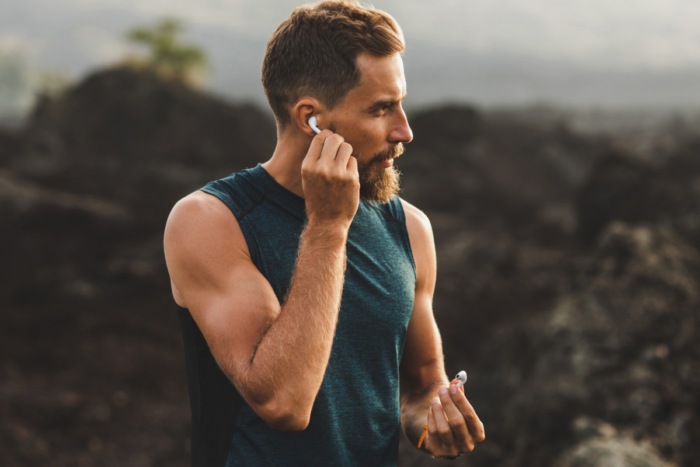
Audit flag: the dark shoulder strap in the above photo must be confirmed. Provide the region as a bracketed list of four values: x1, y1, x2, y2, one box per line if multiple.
[176, 305, 244, 467]
[200, 170, 267, 222]
[386, 195, 407, 224]
[365, 195, 408, 226]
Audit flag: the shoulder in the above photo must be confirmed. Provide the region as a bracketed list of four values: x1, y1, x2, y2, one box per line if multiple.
[399, 197, 434, 246]
[399, 198, 436, 287]
[166, 190, 236, 234]
[164, 190, 249, 263]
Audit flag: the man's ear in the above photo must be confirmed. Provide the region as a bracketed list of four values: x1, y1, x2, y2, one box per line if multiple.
[293, 98, 324, 137]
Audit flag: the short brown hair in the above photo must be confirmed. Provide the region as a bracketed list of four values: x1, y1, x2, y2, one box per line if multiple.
[262, 0, 405, 128]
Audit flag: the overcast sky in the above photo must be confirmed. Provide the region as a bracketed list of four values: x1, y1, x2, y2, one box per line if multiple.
[1, 0, 699, 112]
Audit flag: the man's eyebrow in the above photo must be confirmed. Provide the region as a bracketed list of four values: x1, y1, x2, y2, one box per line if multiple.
[366, 93, 407, 113]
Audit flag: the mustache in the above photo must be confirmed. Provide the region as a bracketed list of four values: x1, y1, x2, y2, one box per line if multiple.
[370, 143, 405, 165]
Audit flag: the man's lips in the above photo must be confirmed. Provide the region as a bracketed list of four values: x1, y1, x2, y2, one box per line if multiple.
[370, 143, 404, 168]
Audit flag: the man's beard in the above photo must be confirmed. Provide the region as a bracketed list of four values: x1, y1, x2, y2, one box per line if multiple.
[356, 143, 404, 203]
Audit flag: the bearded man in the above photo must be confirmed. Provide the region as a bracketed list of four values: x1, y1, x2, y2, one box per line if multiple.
[164, 1, 485, 465]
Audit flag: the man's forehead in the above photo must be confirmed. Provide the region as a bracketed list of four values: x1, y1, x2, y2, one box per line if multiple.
[347, 53, 407, 105]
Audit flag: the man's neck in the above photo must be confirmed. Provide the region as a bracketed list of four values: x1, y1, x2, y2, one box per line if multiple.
[262, 129, 309, 199]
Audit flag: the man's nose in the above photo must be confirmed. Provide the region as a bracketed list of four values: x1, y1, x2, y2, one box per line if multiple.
[390, 106, 413, 144]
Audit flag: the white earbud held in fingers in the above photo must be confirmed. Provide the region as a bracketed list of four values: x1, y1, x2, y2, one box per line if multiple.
[308, 116, 321, 134]
[455, 371, 467, 387]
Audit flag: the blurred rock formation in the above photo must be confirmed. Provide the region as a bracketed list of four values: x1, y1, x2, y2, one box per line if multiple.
[1, 67, 698, 466]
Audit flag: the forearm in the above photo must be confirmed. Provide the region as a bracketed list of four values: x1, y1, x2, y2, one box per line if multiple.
[241, 220, 348, 424]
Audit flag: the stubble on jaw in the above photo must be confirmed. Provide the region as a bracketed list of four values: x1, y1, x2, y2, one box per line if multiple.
[356, 143, 404, 204]
[326, 123, 404, 204]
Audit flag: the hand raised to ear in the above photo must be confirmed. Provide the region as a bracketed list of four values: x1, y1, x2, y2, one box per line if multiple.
[301, 131, 359, 230]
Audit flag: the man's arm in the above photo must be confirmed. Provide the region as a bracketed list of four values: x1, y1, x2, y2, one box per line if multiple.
[164, 130, 358, 432]
[399, 200, 485, 457]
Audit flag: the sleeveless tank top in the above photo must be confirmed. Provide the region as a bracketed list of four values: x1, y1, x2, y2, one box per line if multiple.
[176, 164, 416, 467]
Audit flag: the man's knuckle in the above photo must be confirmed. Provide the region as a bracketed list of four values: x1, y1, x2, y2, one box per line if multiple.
[450, 417, 466, 429]
[437, 426, 451, 437]
[476, 422, 486, 441]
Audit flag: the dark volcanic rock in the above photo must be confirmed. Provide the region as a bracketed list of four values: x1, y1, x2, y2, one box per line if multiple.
[0, 127, 20, 166]
[463, 222, 700, 467]
[25, 67, 274, 169]
[576, 152, 659, 246]
[552, 417, 673, 467]
[400, 106, 611, 246]
[11, 67, 275, 230]
[0, 67, 276, 467]
[576, 146, 700, 249]
[2, 67, 700, 467]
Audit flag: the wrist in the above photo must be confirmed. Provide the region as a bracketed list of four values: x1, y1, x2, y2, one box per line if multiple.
[305, 218, 351, 239]
[401, 381, 448, 446]
[402, 398, 431, 447]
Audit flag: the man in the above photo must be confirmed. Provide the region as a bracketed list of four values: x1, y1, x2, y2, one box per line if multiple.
[164, 1, 485, 465]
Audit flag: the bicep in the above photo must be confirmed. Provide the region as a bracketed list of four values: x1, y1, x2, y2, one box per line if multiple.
[399, 200, 446, 394]
[164, 192, 281, 385]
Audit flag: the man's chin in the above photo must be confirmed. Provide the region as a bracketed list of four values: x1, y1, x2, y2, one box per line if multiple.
[359, 165, 401, 204]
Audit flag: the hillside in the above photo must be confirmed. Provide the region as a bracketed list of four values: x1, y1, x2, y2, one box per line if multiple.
[1, 67, 698, 467]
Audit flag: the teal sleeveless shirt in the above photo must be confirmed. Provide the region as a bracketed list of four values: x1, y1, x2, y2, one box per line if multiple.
[179, 164, 416, 466]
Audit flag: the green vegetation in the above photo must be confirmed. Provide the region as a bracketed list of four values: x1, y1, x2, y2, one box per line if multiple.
[126, 18, 207, 86]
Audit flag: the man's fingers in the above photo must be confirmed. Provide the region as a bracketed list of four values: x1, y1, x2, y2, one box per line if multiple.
[450, 378, 465, 393]
[300, 130, 360, 225]
[439, 386, 472, 451]
[305, 130, 334, 162]
[346, 154, 358, 174]
[430, 398, 455, 446]
[450, 389, 486, 443]
[319, 133, 345, 164]
[334, 142, 353, 166]
[427, 403, 439, 453]
[428, 402, 437, 437]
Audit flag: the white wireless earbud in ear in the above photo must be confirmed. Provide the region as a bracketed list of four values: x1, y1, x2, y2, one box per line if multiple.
[455, 371, 467, 387]
[308, 116, 321, 134]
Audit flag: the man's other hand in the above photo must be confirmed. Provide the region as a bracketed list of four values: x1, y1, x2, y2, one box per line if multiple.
[423, 378, 485, 458]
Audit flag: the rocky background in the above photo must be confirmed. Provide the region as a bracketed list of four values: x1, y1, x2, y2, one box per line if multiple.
[0, 68, 698, 467]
